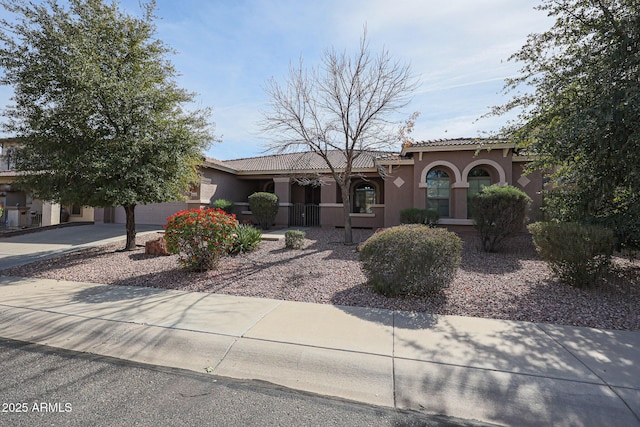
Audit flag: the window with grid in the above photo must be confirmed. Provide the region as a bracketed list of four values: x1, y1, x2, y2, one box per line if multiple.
[426, 169, 450, 217]
[467, 167, 492, 218]
[353, 183, 376, 213]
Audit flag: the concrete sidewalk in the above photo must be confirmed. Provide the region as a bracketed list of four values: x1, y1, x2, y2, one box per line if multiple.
[0, 276, 638, 426]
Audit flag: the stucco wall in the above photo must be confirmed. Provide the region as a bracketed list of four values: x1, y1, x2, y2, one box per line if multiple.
[201, 168, 256, 205]
[40, 202, 60, 226]
[317, 204, 384, 229]
[351, 205, 384, 228]
[107, 151, 544, 231]
[114, 202, 188, 225]
[383, 164, 414, 227]
[512, 162, 544, 223]
[412, 149, 523, 221]
[319, 204, 343, 227]
[65, 206, 94, 223]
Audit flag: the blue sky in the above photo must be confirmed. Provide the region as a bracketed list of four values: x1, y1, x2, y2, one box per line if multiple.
[0, 0, 553, 160]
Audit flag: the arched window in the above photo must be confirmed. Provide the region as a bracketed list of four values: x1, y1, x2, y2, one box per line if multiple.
[467, 167, 492, 218]
[426, 169, 450, 217]
[353, 183, 376, 213]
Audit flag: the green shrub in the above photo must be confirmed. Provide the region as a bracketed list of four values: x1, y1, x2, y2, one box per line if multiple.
[399, 208, 440, 227]
[230, 224, 262, 254]
[285, 229, 306, 249]
[248, 192, 279, 230]
[470, 184, 531, 252]
[528, 222, 615, 288]
[359, 224, 462, 297]
[209, 198, 234, 214]
[543, 185, 640, 252]
[164, 208, 238, 271]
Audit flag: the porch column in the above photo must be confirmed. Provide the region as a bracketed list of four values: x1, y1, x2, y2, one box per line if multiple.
[450, 182, 469, 219]
[40, 201, 61, 226]
[319, 177, 336, 203]
[273, 177, 291, 226]
[319, 177, 340, 228]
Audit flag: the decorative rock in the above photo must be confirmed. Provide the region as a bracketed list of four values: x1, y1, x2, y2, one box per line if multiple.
[145, 237, 170, 256]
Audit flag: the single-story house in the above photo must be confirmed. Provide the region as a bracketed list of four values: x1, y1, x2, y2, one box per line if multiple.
[98, 138, 544, 231]
[0, 138, 94, 228]
[1, 136, 543, 231]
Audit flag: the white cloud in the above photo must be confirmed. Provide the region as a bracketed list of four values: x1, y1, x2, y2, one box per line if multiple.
[0, 0, 553, 156]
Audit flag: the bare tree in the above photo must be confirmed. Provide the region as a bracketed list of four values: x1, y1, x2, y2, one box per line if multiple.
[261, 30, 417, 244]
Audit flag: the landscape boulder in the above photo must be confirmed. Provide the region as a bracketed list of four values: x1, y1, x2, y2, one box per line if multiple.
[145, 236, 170, 256]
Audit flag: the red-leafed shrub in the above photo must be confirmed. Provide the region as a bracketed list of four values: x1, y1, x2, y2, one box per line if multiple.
[164, 208, 238, 271]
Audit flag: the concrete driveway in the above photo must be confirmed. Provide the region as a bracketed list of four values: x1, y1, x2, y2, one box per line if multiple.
[0, 223, 162, 270]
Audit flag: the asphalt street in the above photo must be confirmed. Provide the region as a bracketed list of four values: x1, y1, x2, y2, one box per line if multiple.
[0, 338, 494, 427]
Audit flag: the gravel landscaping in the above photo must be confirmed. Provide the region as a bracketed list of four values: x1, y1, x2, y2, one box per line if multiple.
[2, 228, 638, 331]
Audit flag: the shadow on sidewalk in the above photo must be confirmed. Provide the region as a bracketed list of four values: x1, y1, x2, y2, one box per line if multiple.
[72, 284, 168, 304]
[332, 301, 640, 426]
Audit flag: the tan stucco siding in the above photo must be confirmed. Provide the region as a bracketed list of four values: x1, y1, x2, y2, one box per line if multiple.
[383, 165, 414, 227]
[512, 162, 544, 223]
[114, 202, 188, 225]
[409, 149, 538, 223]
[67, 206, 94, 223]
[201, 168, 256, 205]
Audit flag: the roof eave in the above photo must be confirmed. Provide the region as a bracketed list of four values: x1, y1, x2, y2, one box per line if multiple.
[202, 160, 238, 174]
[401, 142, 516, 156]
[376, 158, 414, 166]
[234, 166, 380, 176]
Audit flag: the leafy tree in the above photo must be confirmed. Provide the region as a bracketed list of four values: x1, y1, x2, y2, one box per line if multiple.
[260, 30, 417, 244]
[492, 0, 640, 250]
[0, 0, 214, 250]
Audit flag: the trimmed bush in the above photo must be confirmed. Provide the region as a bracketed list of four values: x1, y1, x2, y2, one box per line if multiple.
[229, 224, 262, 254]
[528, 222, 615, 288]
[285, 229, 306, 249]
[248, 192, 279, 230]
[164, 208, 238, 271]
[359, 224, 462, 297]
[399, 207, 440, 227]
[470, 184, 531, 252]
[209, 198, 234, 214]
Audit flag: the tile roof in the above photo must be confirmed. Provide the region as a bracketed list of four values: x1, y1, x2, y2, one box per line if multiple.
[401, 138, 513, 154]
[203, 157, 230, 168]
[203, 138, 519, 174]
[412, 138, 479, 147]
[409, 138, 501, 147]
[203, 157, 237, 173]
[218, 150, 389, 173]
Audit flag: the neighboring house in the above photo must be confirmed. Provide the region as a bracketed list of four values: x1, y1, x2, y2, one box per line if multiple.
[102, 138, 543, 231]
[0, 138, 94, 228]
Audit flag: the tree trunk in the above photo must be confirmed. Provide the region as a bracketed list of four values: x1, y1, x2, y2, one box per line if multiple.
[340, 185, 353, 245]
[123, 204, 136, 251]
